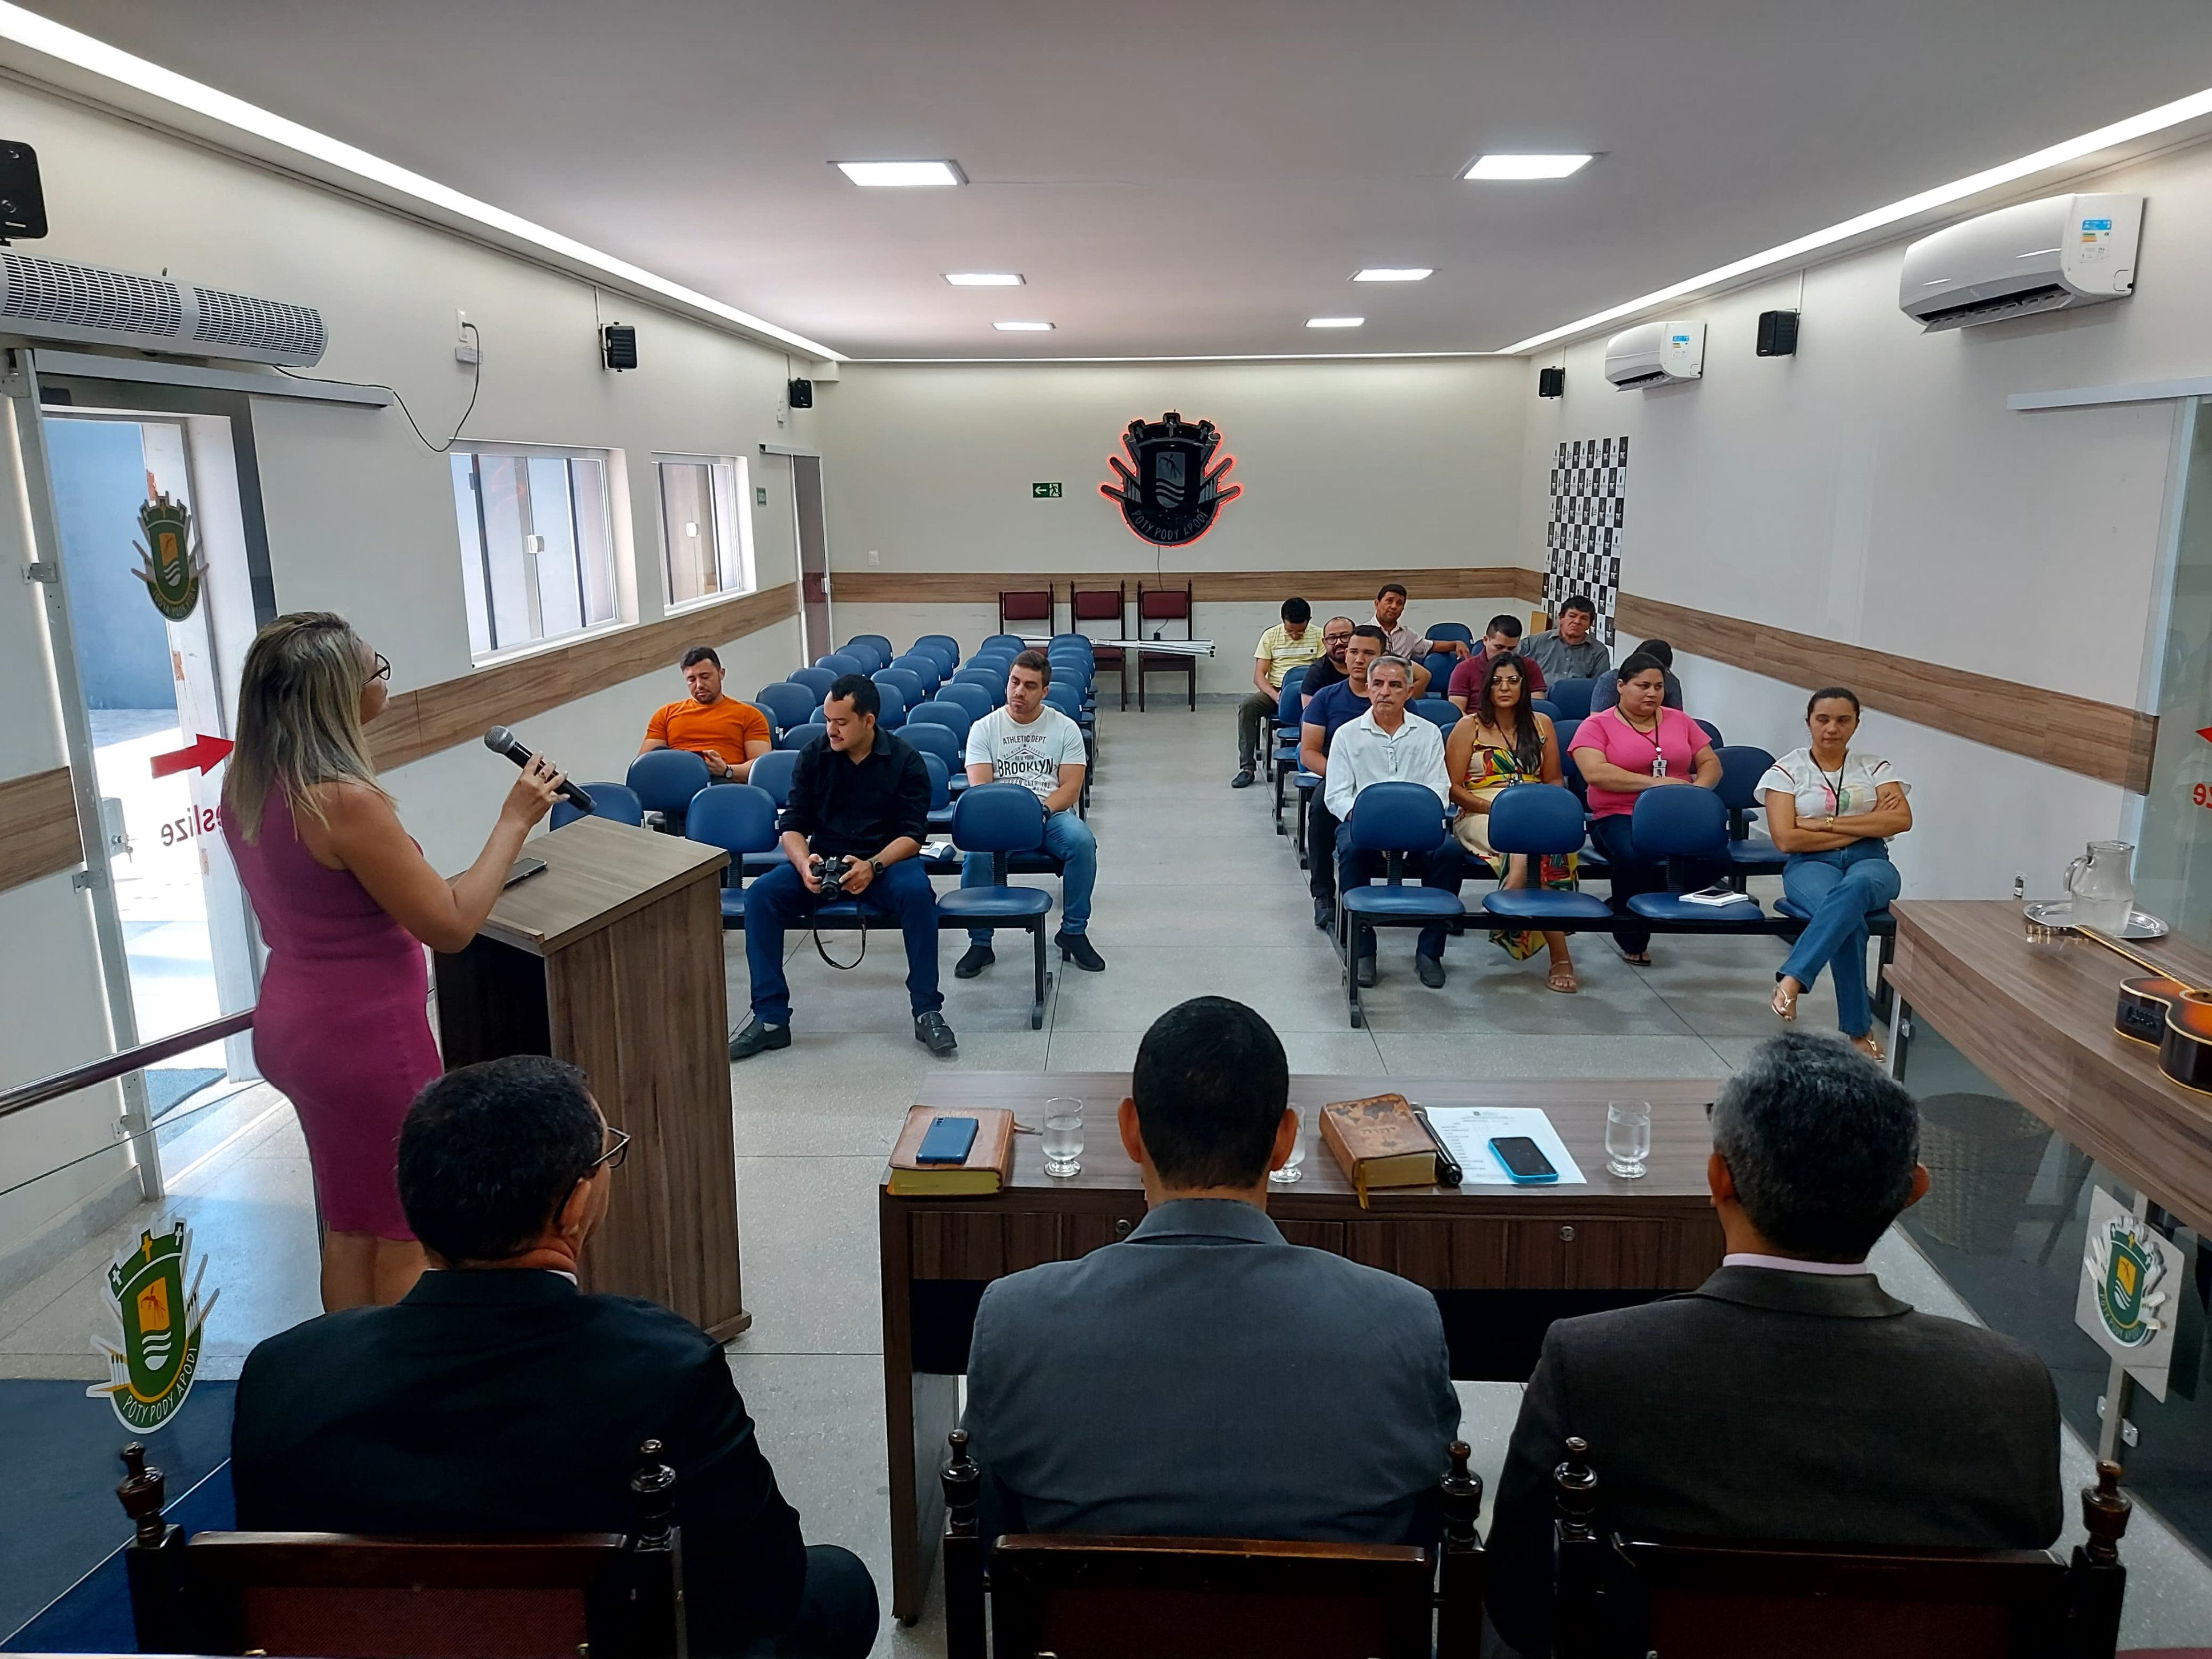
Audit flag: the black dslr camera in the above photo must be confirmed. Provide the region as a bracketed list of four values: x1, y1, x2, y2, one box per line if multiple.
[814, 853, 855, 894]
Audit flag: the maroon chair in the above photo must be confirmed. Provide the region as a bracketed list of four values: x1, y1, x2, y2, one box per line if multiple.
[1070, 583, 1130, 710]
[1135, 581, 1196, 711]
[999, 588, 1054, 641]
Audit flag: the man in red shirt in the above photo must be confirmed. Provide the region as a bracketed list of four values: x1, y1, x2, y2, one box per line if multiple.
[1446, 615, 1548, 711]
[640, 646, 772, 782]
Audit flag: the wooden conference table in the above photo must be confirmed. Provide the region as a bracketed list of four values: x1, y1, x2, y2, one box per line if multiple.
[877, 1072, 1726, 1621]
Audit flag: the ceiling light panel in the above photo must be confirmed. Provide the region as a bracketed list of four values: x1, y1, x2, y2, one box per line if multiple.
[945, 273, 1023, 286]
[1465, 154, 1594, 181]
[1353, 268, 1433, 282]
[993, 320, 1054, 331]
[835, 160, 965, 187]
[1306, 316, 1364, 328]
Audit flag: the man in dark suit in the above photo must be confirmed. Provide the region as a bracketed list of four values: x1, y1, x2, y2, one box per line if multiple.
[962, 996, 1460, 1544]
[1484, 1032, 2062, 1659]
[233, 1055, 877, 1659]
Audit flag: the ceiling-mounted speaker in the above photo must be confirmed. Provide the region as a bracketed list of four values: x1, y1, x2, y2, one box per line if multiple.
[1756, 310, 1800, 357]
[602, 322, 637, 371]
[1537, 366, 1565, 398]
[787, 377, 814, 408]
[0, 141, 46, 241]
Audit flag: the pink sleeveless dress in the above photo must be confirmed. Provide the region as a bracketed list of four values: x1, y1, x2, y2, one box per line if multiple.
[222, 789, 439, 1239]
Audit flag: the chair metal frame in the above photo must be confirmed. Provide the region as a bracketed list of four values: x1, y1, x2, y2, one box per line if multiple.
[1333, 782, 1467, 1029]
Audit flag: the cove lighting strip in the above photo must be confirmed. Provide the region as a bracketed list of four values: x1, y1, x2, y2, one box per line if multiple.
[0, 2, 843, 360]
[1502, 83, 2212, 355]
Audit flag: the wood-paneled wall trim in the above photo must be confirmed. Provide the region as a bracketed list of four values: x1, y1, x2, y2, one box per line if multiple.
[0, 766, 84, 894]
[828, 567, 1545, 607]
[367, 582, 799, 772]
[1613, 591, 2156, 793]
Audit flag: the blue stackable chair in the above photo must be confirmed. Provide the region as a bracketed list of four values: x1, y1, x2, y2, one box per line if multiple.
[747, 748, 798, 806]
[1696, 719, 1725, 749]
[1421, 651, 1458, 694]
[754, 682, 819, 735]
[875, 667, 926, 708]
[889, 654, 944, 697]
[1546, 678, 1597, 720]
[902, 720, 967, 790]
[934, 782, 1055, 1029]
[981, 634, 1028, 653]
[815, 651, 865, 678]
[952, 670, 1007, 708]
[1428, 622, 1474, 647]
[777, 721, 828, 751]
[939, 682, 995, 724]
[550, 782, 643, 832]
[1411, 698, 1461, 734]
[626, 750, 711, 833]
[788, 664, 836, 699]
[1480, 786, 1614, 928]
[1717, 745, 1789, 882]
[846, 633, 893, 664]
[1049, 632, 1095, 660]
[1552, 719, 1609, 879]
[967, 656, 1016, 684]
[840, 639, 888, 674]
[1530, 698, 1561, 721]
[920, 751, 957, 839]
[1621, 788, 1766, 931]
[913, 635, 962, 675]
[1269, 670, 1309, 832]
[906, 699, 974, 748]
[1336, 781, 1466, 1028]
[869, 682, 908, 730]
[683, 783, 779, 929]
[1044, 681, 1087, 722]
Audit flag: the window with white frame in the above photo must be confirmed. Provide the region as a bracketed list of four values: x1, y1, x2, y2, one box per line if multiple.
[449, 447, 619, 659]
[657, 455, 755, 608]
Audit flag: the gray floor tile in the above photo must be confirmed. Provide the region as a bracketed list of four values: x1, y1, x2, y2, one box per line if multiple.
[1373, 1032, 1733, 1081]
[1049, 944, 1353, 1033]
[730, 1031, 1048, 1156]
[731, 1156, 887, 1356]
[1045, 1027, 1385, 1076]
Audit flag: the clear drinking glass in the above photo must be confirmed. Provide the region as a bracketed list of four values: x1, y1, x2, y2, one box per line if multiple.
[1267, 1129, 1307, 1185]
[1041, 1099, 1085, 1178]
[1606, 1100, 1652, 1179]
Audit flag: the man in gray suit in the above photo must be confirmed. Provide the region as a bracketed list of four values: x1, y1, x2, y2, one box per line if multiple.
[963, 996, 1460, 1544]
[1485, 1032, 2062, 1659]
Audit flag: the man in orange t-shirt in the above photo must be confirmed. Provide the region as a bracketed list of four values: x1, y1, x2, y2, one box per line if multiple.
[640, 646, 772, 783]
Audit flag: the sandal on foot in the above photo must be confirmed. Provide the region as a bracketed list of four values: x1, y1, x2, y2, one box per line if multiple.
[1772, 982, 1800, 1022]
[1615, 947, 1652, 967]
[1546, 965, 1580, 995]
[1850, 1034, 1886, 1063]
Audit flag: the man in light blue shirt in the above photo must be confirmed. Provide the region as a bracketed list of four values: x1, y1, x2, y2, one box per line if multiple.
[961, 997, 1460, 1547]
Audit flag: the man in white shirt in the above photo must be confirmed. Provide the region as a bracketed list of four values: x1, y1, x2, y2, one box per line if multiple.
[1323, 655, 1469, 990]
[957, 651, 1104, 976]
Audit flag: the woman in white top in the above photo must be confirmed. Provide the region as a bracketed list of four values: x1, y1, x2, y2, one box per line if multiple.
[1760, 687, 1913, 1060]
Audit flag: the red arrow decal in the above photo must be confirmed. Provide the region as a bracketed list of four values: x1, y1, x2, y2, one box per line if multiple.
[2198, 727, 2212, 744]
[150, 734, 234, 779]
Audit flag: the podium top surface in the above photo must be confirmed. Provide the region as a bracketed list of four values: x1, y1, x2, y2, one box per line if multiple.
[479, 815, 728, 956]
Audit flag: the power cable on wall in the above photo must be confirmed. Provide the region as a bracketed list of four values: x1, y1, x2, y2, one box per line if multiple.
[275, 321, 483, 454]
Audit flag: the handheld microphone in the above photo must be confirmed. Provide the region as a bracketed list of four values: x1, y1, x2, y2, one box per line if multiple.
[483, 726, 594, 812]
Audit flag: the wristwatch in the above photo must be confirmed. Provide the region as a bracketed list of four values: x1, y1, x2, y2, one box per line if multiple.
[869, 857, 884, 877]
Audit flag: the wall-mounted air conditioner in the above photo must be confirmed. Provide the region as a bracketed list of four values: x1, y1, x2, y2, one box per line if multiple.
[1604, 320, 1704, 390]
[1898, 193, 2141, 332]
[0, 250, 326, 365]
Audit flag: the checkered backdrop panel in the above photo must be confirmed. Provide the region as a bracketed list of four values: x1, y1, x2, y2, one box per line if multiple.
[1544, 435, 1628, 647]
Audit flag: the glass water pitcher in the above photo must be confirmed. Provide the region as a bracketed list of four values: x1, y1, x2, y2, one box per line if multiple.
[2065, 840, 2137, 937]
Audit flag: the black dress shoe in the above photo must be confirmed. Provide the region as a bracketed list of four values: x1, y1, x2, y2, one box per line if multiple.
[915, 1011, 959, 1056]
[1230, 768, 1256, 788]
[955, 943, 995, 979]
[728, 1017, 790, 1061]
[1057, 930, 1107, 971]
[1416, 953, 1446, 989]
[1313, 897, 1333, 932]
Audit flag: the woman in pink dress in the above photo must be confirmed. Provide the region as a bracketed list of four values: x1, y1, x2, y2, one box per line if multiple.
[222, 612, 566, 1310]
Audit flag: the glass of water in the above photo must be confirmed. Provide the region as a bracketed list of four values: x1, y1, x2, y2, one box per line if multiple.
[1041, 1099, 1085, 1178]
[1606, 1100, 1652, 1179]
[1267, 1126, 1307, 1185]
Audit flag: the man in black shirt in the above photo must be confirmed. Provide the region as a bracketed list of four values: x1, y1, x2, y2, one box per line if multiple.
[1298, 616, 1356, 706]
[732, 675, 956, 1059]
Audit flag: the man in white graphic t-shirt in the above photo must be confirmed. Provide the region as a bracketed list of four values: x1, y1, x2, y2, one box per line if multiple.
[959, 651, 1103, 977]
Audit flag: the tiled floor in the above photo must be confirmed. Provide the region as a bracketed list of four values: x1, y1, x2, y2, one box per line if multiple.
[6, 700, 2208, 1651]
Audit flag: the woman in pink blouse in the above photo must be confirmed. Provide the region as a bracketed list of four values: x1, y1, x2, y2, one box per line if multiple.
[1568, 652, 1721, 965]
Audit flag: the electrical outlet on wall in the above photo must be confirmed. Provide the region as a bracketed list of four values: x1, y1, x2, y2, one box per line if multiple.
[868, 550, 880, 566]
[454, 307, 480, 365]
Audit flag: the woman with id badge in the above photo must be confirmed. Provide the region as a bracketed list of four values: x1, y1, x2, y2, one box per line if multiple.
[1760, 687, 1912, 1059]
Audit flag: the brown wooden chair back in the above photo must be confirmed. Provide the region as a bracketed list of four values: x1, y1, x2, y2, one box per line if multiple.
[1132, 581, 1197, 710]
[1549, 1437, 2133, 1659]
[116, 1440, 686, 1659]
[1069, 584, 1129, 703]
[941, 1430, 1487, 1659]
[999, 588, 1055, 630]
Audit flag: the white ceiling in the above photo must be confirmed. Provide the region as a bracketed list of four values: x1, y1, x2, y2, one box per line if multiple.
[26, 1, 2212, 359]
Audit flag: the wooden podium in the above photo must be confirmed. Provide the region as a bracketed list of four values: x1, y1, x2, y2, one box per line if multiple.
[433, 815, 748, 1339]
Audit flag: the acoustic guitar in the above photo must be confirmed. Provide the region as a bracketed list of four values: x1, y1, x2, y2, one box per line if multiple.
[2078, 926, 2212, 1094]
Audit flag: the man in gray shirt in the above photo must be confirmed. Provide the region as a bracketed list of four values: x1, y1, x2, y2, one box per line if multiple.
[963, 996, 1460, 1545]
[1520, 592, 1613, 683]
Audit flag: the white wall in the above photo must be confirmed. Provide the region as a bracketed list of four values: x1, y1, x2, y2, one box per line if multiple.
[1526, 141, 2212, 895]
[0, 78, 815, 1267]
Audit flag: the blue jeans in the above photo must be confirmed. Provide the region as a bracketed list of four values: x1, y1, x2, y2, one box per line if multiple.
[1337, 834, 1470, 958]
[1778, 841, 1901, 1039]
[963, 809, 1096, 941]
[743, 857, 943, 1027]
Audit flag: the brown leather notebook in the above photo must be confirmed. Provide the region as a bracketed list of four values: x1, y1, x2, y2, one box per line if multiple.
[1319, 1093, 1438, 1208]
[887, 1105, 1017, 1196]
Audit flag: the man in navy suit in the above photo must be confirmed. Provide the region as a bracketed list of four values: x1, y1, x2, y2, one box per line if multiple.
[233, 1055, 877, 1659]
[962, 996, 1460, 1544]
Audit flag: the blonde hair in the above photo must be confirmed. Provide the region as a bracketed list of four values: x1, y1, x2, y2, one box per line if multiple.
[223, 611, 387, 841]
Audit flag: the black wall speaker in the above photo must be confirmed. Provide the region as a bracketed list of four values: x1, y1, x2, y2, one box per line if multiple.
[1537, 366, 1565, 398]
[601, 323, 638, 371]
[787, 378, 814, 408]
[1756, 310, 1800, 357]
[0, 141, 46, 241]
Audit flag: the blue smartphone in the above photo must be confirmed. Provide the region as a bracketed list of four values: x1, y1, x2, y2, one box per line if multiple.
[1489, 1136, 1559, 1184]
[915, 1115, 980, 1165]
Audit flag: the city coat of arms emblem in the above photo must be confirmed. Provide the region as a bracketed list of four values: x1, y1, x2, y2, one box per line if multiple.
[133, 492, 207, 622]
[2086, 1212, 2166, 1348]
[1099, 411, 1242, 547]
[88, 1222, 217, 1431]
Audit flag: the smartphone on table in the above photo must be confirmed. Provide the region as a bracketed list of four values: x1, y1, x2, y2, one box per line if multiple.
[1489, 1136, 1559, 1184]
[915, 1115, 980, 1165]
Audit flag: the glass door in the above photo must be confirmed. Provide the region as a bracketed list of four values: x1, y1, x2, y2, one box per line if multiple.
[2131, 399, 2212, 940]
[792, 452, 832, 660]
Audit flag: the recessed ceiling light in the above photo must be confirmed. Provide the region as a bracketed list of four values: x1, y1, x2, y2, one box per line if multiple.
[993, 320, 1055, 331]
[945, 273, 1024, 286]
[1306, 316, 1365, 328]
[1353, 268, 1434, 283]
[1465, 154, 1594, 181]
[835, 160, 965, 187]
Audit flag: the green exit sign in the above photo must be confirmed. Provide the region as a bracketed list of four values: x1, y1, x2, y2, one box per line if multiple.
[1032, 481, 1063, 498]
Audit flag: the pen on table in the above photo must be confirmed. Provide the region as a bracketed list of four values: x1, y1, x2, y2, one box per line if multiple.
[1410, 1104, 1461, 1186]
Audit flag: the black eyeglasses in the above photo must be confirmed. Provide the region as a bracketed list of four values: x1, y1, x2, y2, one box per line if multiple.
[366, 652, 392, 686]
[588, 1125, 631, 1172]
